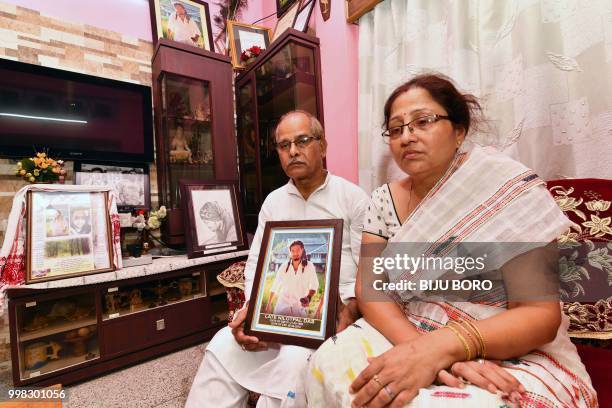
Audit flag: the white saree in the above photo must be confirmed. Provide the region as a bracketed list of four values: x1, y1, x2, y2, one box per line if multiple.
[306, 144, 597, 407]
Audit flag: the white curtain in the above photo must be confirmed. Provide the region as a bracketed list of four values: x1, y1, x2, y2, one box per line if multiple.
[358, 0, 612, 193]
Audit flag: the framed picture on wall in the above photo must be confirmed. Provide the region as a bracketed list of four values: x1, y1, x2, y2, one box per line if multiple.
[277, 0, 299, 17]
[149, 0, 214, 51]
[272, 0, 301, 42]
[26, 190, 115, 283]
[74, 163, 151, 212]
[293, 0, 316, 32]
[244, 219, 343, 348]
[227, 21, 273, 69]
[180, 180, 248, 258]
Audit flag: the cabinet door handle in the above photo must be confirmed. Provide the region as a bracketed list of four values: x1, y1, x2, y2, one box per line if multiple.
[156, 319, 165, 331]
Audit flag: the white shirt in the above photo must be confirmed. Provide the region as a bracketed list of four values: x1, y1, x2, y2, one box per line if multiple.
[244, 173, 369, 303]
[270, 261, 319, 306]
[167, 13, 201, 46]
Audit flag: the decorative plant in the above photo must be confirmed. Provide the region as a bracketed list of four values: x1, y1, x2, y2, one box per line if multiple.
[212, 0, 249, 53]
[131, 206, 167, 232]
[240, 45, 263, 64]
[15, 152, 66, 183]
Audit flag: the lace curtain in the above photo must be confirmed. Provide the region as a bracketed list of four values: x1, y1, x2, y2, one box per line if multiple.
[358, 0, 612, 193]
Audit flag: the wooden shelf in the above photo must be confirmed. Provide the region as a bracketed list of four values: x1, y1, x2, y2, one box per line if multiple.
[22, 346, 100, 380]
[19, 318, 97, 342]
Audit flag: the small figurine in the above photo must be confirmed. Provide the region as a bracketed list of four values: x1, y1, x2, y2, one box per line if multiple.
[179, 278, 193, 297]
[169, 126, 193, 163]
[166, 281, 181, 301]
[193, 103, 210, 121]
[48, 301, 77, 321]
[105, 293, 121, 314]
[129, 288, 143, 310]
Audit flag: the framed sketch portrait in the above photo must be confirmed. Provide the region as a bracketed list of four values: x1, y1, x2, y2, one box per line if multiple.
[227, 21, 272, 69]
[26, 190, 115, 283]
[74, 163, 151, 212]
[149, 0, 214, 51]
[293, 0, 316, 32]
[272, 1, 300, 42]
[244, 219, 343, 348]
[277, 0, 299, 17]
[180, 180, 248, 258]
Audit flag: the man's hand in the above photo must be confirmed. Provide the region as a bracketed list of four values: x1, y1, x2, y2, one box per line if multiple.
[228, 302, 269, 351]
[336, 297, 360, 333]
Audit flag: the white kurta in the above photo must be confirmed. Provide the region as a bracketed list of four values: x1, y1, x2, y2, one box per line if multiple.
[167, 13, 201, 46]
[190, 173, 368, 407]
[270, 261, 319, 317]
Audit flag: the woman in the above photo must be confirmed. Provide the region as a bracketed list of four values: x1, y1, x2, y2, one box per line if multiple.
[198, 201, 237, 244]
[306, 74, 597, 407]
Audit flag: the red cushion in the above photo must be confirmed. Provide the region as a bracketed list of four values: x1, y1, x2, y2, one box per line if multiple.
[575, 344, 611, 404]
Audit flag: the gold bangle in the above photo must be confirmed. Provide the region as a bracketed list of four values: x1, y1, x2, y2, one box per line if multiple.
[444, 324, 472, 361]
[449, 321, 481, 358]
[463, 319, 486, 360]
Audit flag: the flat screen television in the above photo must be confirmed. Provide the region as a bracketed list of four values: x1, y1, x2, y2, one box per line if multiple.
[0, 58, 153, 162]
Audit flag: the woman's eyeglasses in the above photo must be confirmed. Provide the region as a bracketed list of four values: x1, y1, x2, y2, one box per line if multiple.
[381, 114, 451, 143]
[275, 135, 321, 152]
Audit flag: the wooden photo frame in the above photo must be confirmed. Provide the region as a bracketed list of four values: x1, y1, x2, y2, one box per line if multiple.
[180, 180, 248, 258]
[244, 219, 343, 348]
[272, 1, 301, 42]
[277, 0, 299, 17]
[74, 162, 151, 212]
[227, 20, 273, 69]
[149, 0, 214, 51]
[293, 0, 316, 32]
[26, 190, 115, 283]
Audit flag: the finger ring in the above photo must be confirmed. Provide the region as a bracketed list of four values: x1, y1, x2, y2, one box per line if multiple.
[477, 358, 485, 365]
[383, 385, 395, 399]
[241, 344, 247, 351]
[372, 374, 382, 386]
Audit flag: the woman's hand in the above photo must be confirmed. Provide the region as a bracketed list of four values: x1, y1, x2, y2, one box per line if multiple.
[437, 360, 525, 403]
[350, 329, 463, 408]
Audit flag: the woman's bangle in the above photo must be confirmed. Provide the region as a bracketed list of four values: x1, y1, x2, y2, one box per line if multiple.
[462, 319, 486, 359]
[444, 324, 472, 361]
[449, 321, 481, 358]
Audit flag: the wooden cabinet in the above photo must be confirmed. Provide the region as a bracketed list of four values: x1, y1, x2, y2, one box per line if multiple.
[151, 39, 237, 245]
[235, 29, 324, 232]
[7, 256, 244, 387]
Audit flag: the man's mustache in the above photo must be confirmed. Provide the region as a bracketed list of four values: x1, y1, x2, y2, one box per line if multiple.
[288, 160, 306, 166]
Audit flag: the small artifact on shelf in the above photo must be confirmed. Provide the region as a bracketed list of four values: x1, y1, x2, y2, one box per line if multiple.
[105, 293, 121, 314]
[169, 126, 193, 164]
[48, 301, 76, 321]
[179, 278, 193, 297]
[64, 327, 93, 357]
[193, 103, 210, 122]
[129, 288, 143, 311]
[165, 281, 181, 301]
[66, 306, 92, 322]
[24, 341, 62, 370]
[23, 314, 49, 332]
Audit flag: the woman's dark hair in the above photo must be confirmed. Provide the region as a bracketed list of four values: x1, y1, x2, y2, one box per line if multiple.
[383, 73, 483, 135]
[285, 240, 308, 271]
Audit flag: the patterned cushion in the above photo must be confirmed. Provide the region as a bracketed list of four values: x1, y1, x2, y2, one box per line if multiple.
[217, 261, 247, 321]
[547, 178, 612, 341]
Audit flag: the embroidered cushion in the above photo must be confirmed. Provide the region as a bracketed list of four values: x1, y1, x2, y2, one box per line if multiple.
[547, 178, 612, 341]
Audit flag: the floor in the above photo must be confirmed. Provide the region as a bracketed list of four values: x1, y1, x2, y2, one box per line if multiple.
[0, 342, 208, 408]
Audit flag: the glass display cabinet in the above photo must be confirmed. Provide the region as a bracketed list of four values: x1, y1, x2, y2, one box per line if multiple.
[152, 39, 238, 245]
[236, 29, 324, 232]
[14, 292, 99, 381]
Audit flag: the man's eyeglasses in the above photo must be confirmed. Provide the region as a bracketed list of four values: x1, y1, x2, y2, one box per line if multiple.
[275, 135, 322, 152]
[381, 114, 451, 143]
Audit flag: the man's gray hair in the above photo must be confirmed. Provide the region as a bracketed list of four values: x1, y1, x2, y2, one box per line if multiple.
[274, 110, 324, 141]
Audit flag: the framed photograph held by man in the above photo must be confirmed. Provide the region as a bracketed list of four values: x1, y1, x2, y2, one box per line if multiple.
[245, 219, 343, 348]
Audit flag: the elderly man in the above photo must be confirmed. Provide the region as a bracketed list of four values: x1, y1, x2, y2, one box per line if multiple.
[186, 110, 368, 407]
